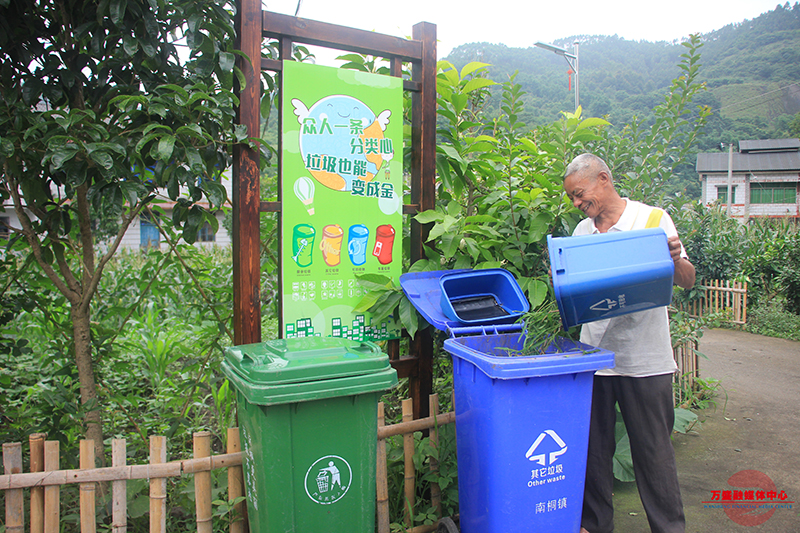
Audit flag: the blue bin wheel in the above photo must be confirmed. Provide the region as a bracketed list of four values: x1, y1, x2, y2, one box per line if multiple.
[437, 517, 459, 533]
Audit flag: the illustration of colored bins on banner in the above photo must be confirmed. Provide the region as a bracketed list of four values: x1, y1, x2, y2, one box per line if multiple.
[348, 224, 369, 266]
[320, 224, 344, 267]
[372, 224, 395, 265]
[292, 224, 315, 267]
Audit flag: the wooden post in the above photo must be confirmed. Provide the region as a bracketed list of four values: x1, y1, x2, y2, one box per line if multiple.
[407, 21, 438, 421]
[111, 439, 127, 533]
[3, 442, 24, 533]
[194, 432, 213, 533]
[80, 440, 96, 533]
[742, 281, 748, 323]
[402, 398, 416, 529]
[227, 427, 247, 533]
[376, 403, 390, 533]
[44, 440, 60, 533]
[232, 0, 262, 346]
[150, 436, 167, 533]
[30, 433, 46, 533]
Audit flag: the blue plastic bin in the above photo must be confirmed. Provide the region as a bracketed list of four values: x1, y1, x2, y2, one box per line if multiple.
[547, 228, 674, 329]
[399, 269, 614, 533]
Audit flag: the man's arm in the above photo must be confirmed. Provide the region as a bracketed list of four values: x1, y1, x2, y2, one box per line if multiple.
[668, 236, 696, 289]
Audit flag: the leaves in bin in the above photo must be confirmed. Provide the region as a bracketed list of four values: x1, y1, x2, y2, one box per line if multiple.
[518, 300, 568, 356]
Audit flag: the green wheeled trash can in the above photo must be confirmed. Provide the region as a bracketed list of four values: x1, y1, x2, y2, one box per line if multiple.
[222, 337, 397, 533]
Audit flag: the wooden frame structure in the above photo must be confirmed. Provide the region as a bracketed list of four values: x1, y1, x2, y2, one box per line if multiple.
[233, 3, 437, 419]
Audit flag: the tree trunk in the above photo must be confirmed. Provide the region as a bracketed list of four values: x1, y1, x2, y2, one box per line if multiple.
[71, 303, 105, 467]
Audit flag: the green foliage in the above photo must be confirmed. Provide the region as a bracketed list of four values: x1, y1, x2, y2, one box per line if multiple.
[674, 376, 724, 411]
[518, 300, 569, 355]
[673, 407, 700, 434]
[1, 243, 235, 530]
[670, 207, 800, 321]
[747, 297, 800, 341]
[0, 240, 234, 444]
[354, 272, 422, 339]
[0, 0, 240, 244]
[612, 405, 699, 484]
[423, 63, 592, 300]
[740, 218, 800, 308]
[446, 5, 800, 198]
[385, 426, 459, 531]
[671, 202, 746, 281]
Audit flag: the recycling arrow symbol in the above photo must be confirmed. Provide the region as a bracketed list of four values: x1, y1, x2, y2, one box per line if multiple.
[525, 430, 568, 466]
[590, 298, 618, 312]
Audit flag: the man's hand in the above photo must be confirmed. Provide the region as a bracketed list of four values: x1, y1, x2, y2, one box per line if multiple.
[668, 236, 696, 289]
[667, 236, 683, 263]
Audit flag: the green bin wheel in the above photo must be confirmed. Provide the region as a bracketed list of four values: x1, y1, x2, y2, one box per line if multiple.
[437, 517, 459, 533]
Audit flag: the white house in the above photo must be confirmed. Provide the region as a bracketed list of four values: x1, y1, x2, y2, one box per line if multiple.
[696, 139, 800, 221]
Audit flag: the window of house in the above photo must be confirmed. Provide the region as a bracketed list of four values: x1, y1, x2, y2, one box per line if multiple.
[197, 222, 216, 243]
[751, 182, 797, 204]
[140, 214, 160, 249]
[716, 186, 734, 204]
[0, 216, 9, 240]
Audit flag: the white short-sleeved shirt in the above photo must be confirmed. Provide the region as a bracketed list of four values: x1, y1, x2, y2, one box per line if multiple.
[572, 199, 687, 377]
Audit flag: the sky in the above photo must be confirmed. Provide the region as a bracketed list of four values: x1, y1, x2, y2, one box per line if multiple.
[263, 0, 788, 58]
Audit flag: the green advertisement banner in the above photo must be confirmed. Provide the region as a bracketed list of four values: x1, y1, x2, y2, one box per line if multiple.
[281, 61, 403, 340]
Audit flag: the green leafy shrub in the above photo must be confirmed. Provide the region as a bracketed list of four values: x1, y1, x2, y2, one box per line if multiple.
[746, 297, 800, 341]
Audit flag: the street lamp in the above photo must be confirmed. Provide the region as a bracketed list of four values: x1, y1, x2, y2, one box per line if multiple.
[534, 41, 580, 112]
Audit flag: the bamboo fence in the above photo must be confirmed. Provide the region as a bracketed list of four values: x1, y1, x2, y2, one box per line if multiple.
[1, 429, 247, 533]
[672, 339, 700, 405]
[679, 279, 748, 325]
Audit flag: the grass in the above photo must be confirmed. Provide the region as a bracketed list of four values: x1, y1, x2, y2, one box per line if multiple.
[517, 300, 569, 356]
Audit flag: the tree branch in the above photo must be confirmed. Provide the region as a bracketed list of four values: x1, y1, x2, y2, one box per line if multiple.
[5, 168, 79, 304]
[82, 200, 148, 311]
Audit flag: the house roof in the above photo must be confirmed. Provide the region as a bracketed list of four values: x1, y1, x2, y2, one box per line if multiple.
[696, 138, 800, 174]
[697, 152, 800, 173]
[739, 138, 800, 153]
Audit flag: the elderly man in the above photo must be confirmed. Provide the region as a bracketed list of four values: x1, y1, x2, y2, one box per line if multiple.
[563, 153, 695, 533]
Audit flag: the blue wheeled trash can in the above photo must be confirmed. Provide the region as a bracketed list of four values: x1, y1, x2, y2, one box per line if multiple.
[400, 269, 615, 533]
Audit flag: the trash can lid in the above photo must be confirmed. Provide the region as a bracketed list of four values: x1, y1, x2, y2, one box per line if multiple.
[399, 269, 529, 332]
[222, 337, 397, 405]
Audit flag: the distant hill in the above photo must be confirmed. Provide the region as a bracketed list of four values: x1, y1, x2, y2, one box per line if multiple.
[443, 2, 800, 152]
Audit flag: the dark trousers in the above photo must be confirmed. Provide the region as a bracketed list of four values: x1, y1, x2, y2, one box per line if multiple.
[581, 374, 685, 533]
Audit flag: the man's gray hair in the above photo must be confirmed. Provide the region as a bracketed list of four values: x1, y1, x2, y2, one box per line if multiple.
[564, 153, 613, 182]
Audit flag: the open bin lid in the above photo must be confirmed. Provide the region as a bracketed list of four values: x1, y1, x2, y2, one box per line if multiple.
[222, 337, 397, 406]
[399, 268, 529, 332]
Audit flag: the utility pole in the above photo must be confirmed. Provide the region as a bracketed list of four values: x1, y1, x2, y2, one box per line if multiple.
[727, 143, 733, 216]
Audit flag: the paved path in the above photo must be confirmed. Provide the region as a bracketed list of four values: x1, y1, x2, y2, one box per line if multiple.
[611, 328, 800, 532]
